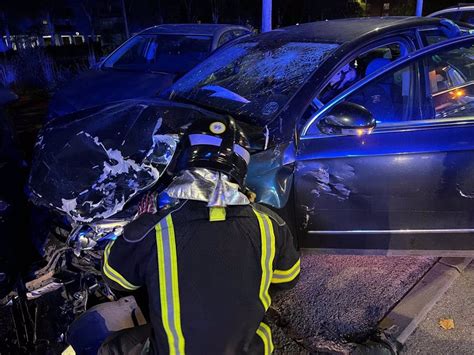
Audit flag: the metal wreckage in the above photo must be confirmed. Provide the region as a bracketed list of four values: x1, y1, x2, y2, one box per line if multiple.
[0, 97, 295, 352]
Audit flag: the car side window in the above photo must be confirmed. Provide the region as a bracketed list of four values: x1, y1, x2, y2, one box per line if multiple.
[336, 42, 474, 124]
[318, 42, 408, 104]
[460, 11, 474, 25]
[233, 30, 248, 37]
[217, 31, 236, 47]
[427, 43, 474, 119]
[307, 40, 474, 133]
[342, 62, 421, 124]
[419, 29, 449, 47]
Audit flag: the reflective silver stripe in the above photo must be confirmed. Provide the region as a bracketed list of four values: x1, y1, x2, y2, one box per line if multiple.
[253, 209, 276, 310]
[256, 322, 274, 354]
[156, 215, 185, 354]
[189, 134, 222, 147]
[233, 144, 251, 164]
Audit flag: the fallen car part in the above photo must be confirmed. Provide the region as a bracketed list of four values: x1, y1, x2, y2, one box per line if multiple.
[67, 296, 147, 354]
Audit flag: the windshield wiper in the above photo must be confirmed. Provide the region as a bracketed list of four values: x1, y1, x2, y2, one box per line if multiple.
[200, 85, 250, 104]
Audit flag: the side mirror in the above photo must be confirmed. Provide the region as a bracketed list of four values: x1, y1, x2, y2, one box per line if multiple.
[318, 102, 376, 136]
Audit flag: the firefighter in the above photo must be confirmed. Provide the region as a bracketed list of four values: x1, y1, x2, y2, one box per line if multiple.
[99, 116, 300, 355]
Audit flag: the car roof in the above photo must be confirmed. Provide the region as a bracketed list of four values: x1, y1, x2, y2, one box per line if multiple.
[245, 17, 442, 44]
[429, 5, 474, 16]
[139, 24, 250, 36]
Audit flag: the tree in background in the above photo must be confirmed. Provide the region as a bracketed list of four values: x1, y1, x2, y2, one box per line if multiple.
[78, 0, 99, 65]
[390, 0, 417, 16]
[210, 0, 224, 23]
[181, 0, 194, 22]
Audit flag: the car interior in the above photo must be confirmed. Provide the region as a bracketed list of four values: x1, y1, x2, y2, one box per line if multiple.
[318, 42, 406, 104]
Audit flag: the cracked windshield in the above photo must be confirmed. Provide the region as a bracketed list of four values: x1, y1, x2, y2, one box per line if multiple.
[170, 40, 339, 124]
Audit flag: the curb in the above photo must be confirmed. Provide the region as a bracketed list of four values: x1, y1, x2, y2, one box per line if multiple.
[377, 257, 472, 346]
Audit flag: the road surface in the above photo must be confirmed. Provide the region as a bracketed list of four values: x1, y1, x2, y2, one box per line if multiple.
[270, 254, 437, 354]
[402, 262, 473, 355]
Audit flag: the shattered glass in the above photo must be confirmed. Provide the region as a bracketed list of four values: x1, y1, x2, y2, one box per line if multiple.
[170, 41, 339, 125]
[28, 99, 199, 223]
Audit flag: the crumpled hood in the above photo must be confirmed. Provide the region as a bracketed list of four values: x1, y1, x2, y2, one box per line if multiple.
[29, 98, 224, 223]
[48, 69, 176, 118]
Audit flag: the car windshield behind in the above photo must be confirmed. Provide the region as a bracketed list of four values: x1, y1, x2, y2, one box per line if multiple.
[103, 34, 212, 74]
[169, 40, 339, 124]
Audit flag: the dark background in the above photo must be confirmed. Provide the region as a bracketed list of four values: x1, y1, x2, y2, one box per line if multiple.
[1, 0, 471, 39]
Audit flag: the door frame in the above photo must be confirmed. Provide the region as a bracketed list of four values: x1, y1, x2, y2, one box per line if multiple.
[295, 35, 474, 256]
[300, 34, 474, 138]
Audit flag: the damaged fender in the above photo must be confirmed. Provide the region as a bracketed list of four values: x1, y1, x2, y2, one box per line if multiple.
[246, 142, 296, 209]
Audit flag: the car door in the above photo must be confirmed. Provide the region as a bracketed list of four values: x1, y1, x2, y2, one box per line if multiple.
[295, 35, 474, 255]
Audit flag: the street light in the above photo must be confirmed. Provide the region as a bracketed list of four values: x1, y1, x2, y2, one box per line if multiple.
[416, 0, 423, 16]
[262, 0, 272, 33]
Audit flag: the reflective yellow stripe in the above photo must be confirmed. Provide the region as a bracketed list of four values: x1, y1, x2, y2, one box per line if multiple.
[209, 207, 226, 222]
[253, 209, 276, 310]
[168, 215, 185, 354]
[102, 242, 140, 290]
[271, 259, 301, 284]
[61, 345, 76, 355]
[155, 215, 185, 355]
[256, 322, 274, 355]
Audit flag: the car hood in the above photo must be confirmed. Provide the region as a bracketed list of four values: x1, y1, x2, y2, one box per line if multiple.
[29, 98, 225, 223]
[48, 69, 176, 118]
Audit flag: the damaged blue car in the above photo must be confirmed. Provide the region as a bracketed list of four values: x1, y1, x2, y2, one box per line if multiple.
[31, 17, 474, 260]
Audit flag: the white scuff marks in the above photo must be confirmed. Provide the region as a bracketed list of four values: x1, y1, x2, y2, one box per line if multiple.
[58, 123, 176, 223]
[457, 186, 474, 199]
[97, 148, 142, 184]
[34, 134, 45, 150]
[61, 198, 78, 214]
[304, 164, 353, 201]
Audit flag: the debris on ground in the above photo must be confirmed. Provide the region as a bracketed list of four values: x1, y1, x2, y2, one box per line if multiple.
[438, 318, 455, 330]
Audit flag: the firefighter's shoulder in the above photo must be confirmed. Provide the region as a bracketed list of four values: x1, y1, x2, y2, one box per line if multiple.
[123, 201, 185, 242]
[251, 203, 286, 227]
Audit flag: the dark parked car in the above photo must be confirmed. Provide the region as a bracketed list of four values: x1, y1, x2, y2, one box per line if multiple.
[48, 24, 251, 118]
[32, 17, 474, 256]
[429, 4, 474, 25]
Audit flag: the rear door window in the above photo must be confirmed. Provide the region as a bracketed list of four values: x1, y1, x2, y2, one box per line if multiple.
[217, 31, 237, 47]
[305, 38, 474, 135]
[427, 43, 474, 119]
[419, 29, 449, 46]
[460, 11, 474, 25]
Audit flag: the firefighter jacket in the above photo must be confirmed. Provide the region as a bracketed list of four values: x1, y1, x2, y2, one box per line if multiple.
[102, 199, 300, 355]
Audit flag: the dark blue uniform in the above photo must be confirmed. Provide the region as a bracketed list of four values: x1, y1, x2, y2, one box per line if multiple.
[102, 199, 300, 355]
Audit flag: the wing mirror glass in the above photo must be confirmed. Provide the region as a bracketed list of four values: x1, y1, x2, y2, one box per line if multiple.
[318, 102, 376, 136]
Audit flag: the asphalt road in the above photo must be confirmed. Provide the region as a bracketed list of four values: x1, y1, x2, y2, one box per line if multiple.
[269, 254, 437, 354]
[401, 262, 474, 355]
